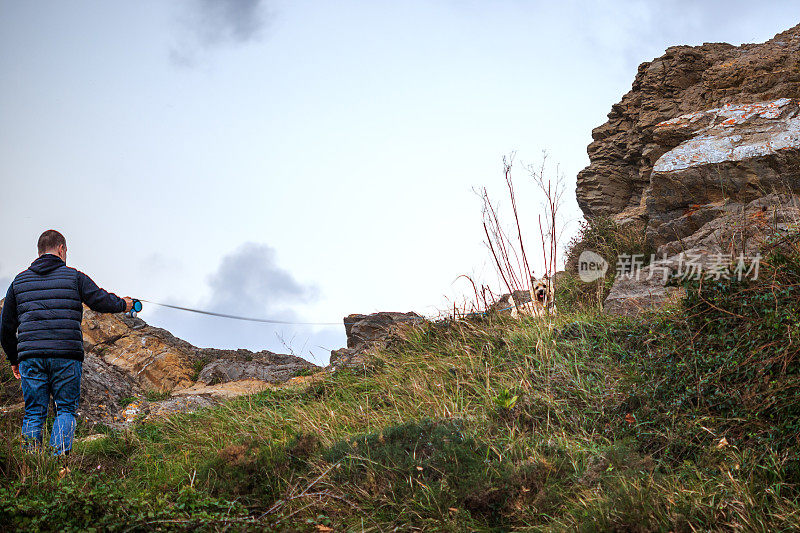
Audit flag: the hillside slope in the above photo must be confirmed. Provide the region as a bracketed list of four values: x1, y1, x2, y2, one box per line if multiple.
[4, 22, 800, 533]
[2, 235, 800, 531]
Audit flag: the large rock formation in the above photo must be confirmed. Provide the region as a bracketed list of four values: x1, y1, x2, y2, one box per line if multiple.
[578, 24, 800, 223]
[0, 300, 318, 426]
[645, 98, 800, 251]
[576, 24, 800, 314]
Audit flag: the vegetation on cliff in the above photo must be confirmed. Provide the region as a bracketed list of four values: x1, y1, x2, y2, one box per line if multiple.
[2, 232, 800, 531]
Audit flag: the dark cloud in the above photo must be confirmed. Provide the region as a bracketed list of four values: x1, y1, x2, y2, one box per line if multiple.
[141, 243, 343, 365]
[190, 0, 266, 46]
[170, 0, 272, 65]
[206, 242, 317, 316]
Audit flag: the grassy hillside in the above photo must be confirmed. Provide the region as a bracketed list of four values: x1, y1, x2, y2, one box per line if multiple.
[2, 239, 800, 531]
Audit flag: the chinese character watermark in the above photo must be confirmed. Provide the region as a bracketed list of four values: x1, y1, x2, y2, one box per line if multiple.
[577, 250, 762, 282]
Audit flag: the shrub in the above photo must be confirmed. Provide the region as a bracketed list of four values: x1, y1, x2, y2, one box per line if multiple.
[322, 418, 565, 527]
[559, 217, 655, 311]
[617, 236, 800, 482]
[196, 438, 293, 507]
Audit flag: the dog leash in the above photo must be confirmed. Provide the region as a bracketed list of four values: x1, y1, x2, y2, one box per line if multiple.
[134, 299, 341, 325]
[128, 299, 519, 326]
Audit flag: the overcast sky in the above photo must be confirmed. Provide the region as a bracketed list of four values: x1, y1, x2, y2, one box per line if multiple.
[1, 1, 797, 364]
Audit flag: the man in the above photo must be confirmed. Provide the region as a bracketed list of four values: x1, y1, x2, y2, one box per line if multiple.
[0, 230, 132, 456]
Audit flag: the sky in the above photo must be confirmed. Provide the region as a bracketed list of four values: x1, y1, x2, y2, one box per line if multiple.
[1, 1, 797, 365]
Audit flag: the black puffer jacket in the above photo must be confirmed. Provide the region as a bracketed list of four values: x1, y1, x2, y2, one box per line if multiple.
[0, 254, 126, 365]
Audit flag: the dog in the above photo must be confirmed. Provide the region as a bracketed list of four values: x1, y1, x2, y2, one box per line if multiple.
[531, 275, 556, 312]
[509, 274, 556, 318]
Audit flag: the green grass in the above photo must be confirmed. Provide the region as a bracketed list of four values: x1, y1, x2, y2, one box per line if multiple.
[2, 239, 800, 530]
[144, 389, 171, 402]
[118, 396, 137, 408]
[559, 216, 656, 311]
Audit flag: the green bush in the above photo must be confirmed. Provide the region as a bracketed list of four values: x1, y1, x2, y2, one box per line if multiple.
[322, 418, 565, 527]
[196, 438, 291, 508]
[615, 238, 800, 482]
[559, 217, 655, 311]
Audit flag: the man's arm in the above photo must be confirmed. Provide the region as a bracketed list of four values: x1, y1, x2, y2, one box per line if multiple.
[77, 271, 130, 313]
[0, 283, 19, 367]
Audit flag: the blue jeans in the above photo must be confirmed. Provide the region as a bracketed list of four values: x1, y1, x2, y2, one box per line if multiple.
[19, 358, 83, 455]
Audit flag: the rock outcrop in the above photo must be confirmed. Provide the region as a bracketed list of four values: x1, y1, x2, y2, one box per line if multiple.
[646, 99, 800, 250]
[329, 312, 423, 368]
[575, 24, 800, 314]
[0, 300, 318, 426]
[196, 350, 313, 385]
[577, 24, 800, 223]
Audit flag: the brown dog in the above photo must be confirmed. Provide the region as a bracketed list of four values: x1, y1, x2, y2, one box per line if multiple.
[510, 275, 556, 317]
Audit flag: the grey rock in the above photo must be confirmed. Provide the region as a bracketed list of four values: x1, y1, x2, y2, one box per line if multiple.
[603, 193, 800, 315]
[344, 312, 423, 350]
[645, 99, 800, 248]
[603, 264, 684, 316]
[196, 350, 316, 385]
[488, 290, 533, 314]
[329, 347, 358, 368]
[80, 352, 139, 425]
[330, 312, 424, 369]
[656, 194, 800, 257]
[148, 395, 218, 418]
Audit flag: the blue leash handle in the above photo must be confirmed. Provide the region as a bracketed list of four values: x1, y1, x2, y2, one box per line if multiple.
[126, 299, 143, 318]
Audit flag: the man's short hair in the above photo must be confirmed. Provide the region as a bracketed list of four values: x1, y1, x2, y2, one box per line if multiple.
[37, 230, 67, 255]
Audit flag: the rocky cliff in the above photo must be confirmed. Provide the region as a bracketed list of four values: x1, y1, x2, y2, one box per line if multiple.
[0, 300, 318, 427]
[576, 24, 800, 314]
[578, 24, 800, 224]
[0, 299, 427, 428]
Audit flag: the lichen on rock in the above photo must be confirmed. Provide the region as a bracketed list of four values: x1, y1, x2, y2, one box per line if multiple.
[574, 23, 800, 315]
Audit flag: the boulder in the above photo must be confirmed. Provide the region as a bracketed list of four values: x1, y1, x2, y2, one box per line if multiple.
[330, 311, 423, 368]
[577, 24, 800, 223]
[646, 99, 800, 249]
[82, 309, 197, 394]
[343, 311, 423, 349]
[195, 350, 316, 385]
[488, 290, 532, 314]
[602, 264, 683, 316]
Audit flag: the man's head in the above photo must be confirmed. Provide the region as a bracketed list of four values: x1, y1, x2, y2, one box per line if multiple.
[38, 230, 67, 262]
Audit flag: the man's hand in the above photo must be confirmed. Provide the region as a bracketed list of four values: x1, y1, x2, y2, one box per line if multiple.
[123, 297, 133, 313]
[11, 365, 20, 380]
